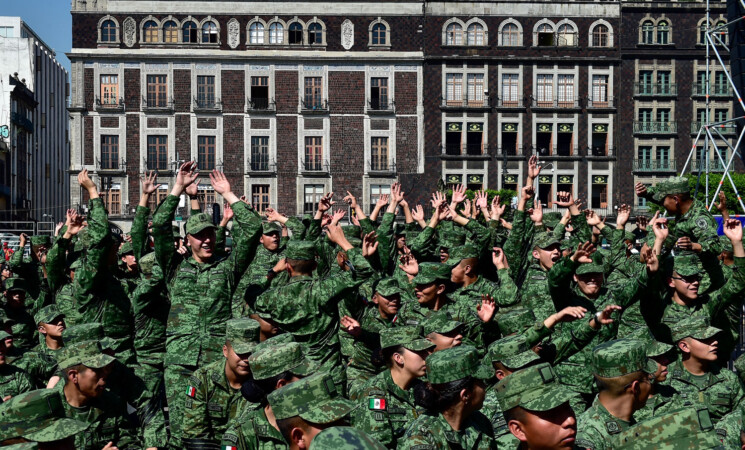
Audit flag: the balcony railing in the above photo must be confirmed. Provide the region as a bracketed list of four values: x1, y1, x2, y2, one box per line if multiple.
[497, 146, 522, 156]
[367, 99, 396, 113]
[633, 121, 677, 134]
[368, 160, 397, 173]
[587, 97, 614, 109]
[692, 159, 726, 171]
[10, 112, 32, 132]
[530, 97, 581, 109]
[301, 159, 330, 173]
[533, 146, 578, 157]
[632, 160, 676, 172]
[633, 83, 678, 96]
[247, 98, 276, 112]
[533, 32, 580, 48]
[441, 144, 487, 156]
[691, 122, 737, 134]
[246, 156, 276, 173]
[141, 97, 174, 112]
[95, 96, 125, 112]
[495, 97, 525, 109]
[440, 97, 491, 110]
[193, 97, 222, 112]
[300, 97, 329, 113]
[588, 146, 615, 157]
[97, 157, 127, 171]
[692, 83, 733, 97]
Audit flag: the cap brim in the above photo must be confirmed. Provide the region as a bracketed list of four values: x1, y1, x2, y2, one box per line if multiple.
[693, 326, 722, 341]
[644, 359, 658, 374]
[300, 398, 356, 424]
[290, 358, 319, 377]
[403, 338, 436, 352]
[502, 351, 541, 370]
[647, 342, 674, 358]
[412, 275, 436, 285]
[521, 384, 577, 412]
[472, 361, 494, 381]
[231, 341, 259, 355]
[428, 321, 463, 336]
[537, 241, 561, 249]
[81, 353, 116, 369]
[38, 313, 65, 325]
[24, 418, 89, 442]
[187, 223, 217, 235]
[376, 289, 404, 298]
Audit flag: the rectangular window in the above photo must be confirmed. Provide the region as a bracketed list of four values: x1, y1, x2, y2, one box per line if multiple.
[657, 71, 671, 94]
[250, 137, 270, 171]
[147, 135, 168, 170]
[638, 71, 653, 95]
[466, 74, 485, 106]
[370, 184, 391, 214]
[100, 75, 119, 105]
[164, 24, 178, 43]
[144, 25, 158, 43]
[697, 108, 707, 124]
[557, 75, 575, 107]
[638, 108, 653, 122]
[696, 71, 707, 95]
[638, 146, 652, 170]
[501, 130, 518, 155]
[147, 187, 169, 211]
[446, 74, 463, 105]
[370, 137, 389, 171]
[197, 187, 217, 214]
[304, 137, 323, 171]
[304, 77, 323, 109]
[657, 146, 670, 169]
[196, 76, 215, 107]
[591, 184, 608, 209]
[100, 135, 119, 169]
[102, 184, 121, 216]
[591, 75, 608, 106]
[250, 76, 269, 109]
[197, 136, 216, 170]
[146, 75, 167, 107]
[715, 72, 728, 94]
[501, 74, 519, 106]
[657, 108, 670, 124]
[715, 108, 728, 122]
[0, 27, 15, 38]
[304, 184, 325, 214]
[370, 78, 389, 109]
[536, 74, 553, 107]
[251, 185, 271, 213]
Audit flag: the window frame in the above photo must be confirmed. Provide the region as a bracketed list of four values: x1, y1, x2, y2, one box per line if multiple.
[248, 19, 266, 45]
[141, 18, 160, 44]
[99, 17, 119, 44]
[197, 135, 217, 170]
[369, 18, 391, 47]
[268, 20, 285, 44]
[201, 20, 219, 44]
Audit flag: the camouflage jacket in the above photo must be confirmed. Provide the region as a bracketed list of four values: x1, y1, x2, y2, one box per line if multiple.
[397, 295, 485, 349]
[221, 406, 288, 450]
[662, 360, 744, 424]
[0, 363, 32, 399]
[351, 369, 422, 447]
[714, 407, 743, 448]
[347, 305, 397, 400]
[576, 395, 635, 450]
[12, 345, 60, 389]
[8, 250, 49, 314]
[3, 304, 35, 351]
[182, 359, 258, 448]
[671, 200, 722, 256]
[153, 195, 262, 367]
[130, 268, 169, 366]
[450, 271, 518, 310]
[516, 264, 556, 322]
[397, 411, 495, 449]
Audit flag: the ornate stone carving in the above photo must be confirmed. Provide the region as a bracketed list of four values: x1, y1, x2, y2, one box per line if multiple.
[228, 18, 240, 49]
[341, 19, 354, 50]
[123, 17, 136, 48]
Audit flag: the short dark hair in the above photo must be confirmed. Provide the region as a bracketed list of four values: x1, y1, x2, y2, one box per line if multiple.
[415, 377, 475, 412]
[286, 258, 316, 275]
[276, 416, 307, 442]
[63, 364, 89, 384]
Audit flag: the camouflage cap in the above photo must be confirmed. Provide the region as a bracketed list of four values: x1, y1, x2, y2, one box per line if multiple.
[249, 342, 317, 381]
[0, 330, 11, 341]
[542, 212, 562, 229]
[262, 221, 283, 235]
[438, 229, 466, 250]
[379, 325, 435, 352]
[4, 277, 27, 293]
[117, 241, 133, 257]
[139, 252, 157, 276]
[591, 339, 657, 378]
[33, 304, 64, 326]
[0, 389, 89, 442]
[611, 408, 723, 450]
[63, 323, 104, 345]
[309, 426, 386, 450]
[285, 241, 317, 261]
[422, 310, 463, 336]
[0, 309, 14, 327]
[29, 235, 51, 247]
[575, 262, 604, 275]
[226, 318, 261, 354]
[373, 278, 404, 298]
[262, 332, 295, 346]
[647, 340, 675, 359]
[670, 315, 721, 343]
[487, 334, 541, 370]
[446, 245, 481, 267]
[412, 262, 451, 285]
[185, 212, 216, 235]
[495, 362, 576, 412]
[268, 371, 356, 423]
[57, 339, 115, 370]
[719, 235, 734, 253]
[426, 345, 492, 384]
[342, 225, 361, 241]
[496, 308, 536, 336]
[533, 232, 561, 250]
[657, 176, 690, 197]
[673, 253, 703, 277]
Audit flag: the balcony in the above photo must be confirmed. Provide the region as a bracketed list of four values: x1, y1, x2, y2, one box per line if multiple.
[141, 97, 174, 114]
[691, 159, 726, 172]
[95, 97, 125, 113]
[633, 83, 677, 97]
[497, 146, 523, 158]
[495, 98, 525, 109]
[692, 83, 733, 98]
[530, 97, 581, 110]
[633, 121, 677, 135]
[10, 112, 32, 132]
[193, 97, 222, 113]
[533, 146, 579, 158]
[246, 97, 276, 113]
[440, 144, 490, 160]
[367, 99, 396, 115]
[300, 97, 329, 114]
[367, 160, 397, 175]
[246, 156, 276, 174]
[97, 157, 127, 173]
[532, 32, 580, 48]
[632, 160, 676, 173]
[300, 159, 330, 174]
[587, 147, 615, 158]
[586, 97, 615, 110]
[439, 97, 491, 111]
[691, 122, 737, 135]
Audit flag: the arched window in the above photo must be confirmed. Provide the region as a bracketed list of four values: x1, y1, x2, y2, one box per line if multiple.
[249, 22, 265, 44]
[592, 24, 609, 47]
[183, 21, 198, 43]
[446, 23, 463, 45]
[557, 23, 576, 46]
[502, 23, 519, 47]
[641, 20, 654, 44]
[269, 22, 284, 44]
[101, 20, 117, 42]
[372, 23, 387, 45]
[657, 21, 669, 44]
[202, 21, 218, 43]
[163, 21, 178, 43]
[537, 23, 554, 46]
[289, 22, 303, 44]
[467, 23, 485, 46]
[308, 23, 323, 44]
[716, 20, 728, 45]
[143, 20, 158, 43]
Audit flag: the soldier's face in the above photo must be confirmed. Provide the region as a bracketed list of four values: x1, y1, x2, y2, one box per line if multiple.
[224, 344, 252, 378]
[574, 273, 603, 296]
[187, 229, 216, 261]
[427, 329, 462, 352]
[450, 262, 467, 284]
[374, 293, 400, 318]
[4, 290, 25, 308]
[662, 195, 681, 214]
[669, 272, 700, 300]
[508, 403, 577, 449]
[74, 365, 111, 398]
[533, 245, 561, 270]
[683, 336, 719, 362]
[439, 248, 449, 263]
[121, 254, 136, 270]
[415, 282, 444, 305]
[39, 317, 66, 339]
[398, 348, 428, 378]
[261, 232, 280, 251]
[651, 354, 673, 382]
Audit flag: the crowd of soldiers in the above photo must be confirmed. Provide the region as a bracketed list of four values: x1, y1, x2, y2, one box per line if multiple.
[0, 155, 744, 449]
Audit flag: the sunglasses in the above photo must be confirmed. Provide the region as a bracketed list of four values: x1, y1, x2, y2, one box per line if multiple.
[672, 274, 700, 283]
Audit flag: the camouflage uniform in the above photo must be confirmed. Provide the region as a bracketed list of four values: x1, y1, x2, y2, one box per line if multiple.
[0, 388, 88, 444]
[8, 235, 50, 314]
[182, 318, 261, 448]
[0, 331, 33, 399]
[514, 233, 563, 322]
[351, 326, 434, 447]
[611, 407, 723, 449]
[714, 405, 743, 448]
[309, 426, 386, 450]
[3, 277, 36, 351]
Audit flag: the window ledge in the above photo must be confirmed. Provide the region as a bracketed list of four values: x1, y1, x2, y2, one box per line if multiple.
[96, 42, 121, 47]
[441, 44, 491, 49]
[368, 44, 392, 50]
[439, 154, 491, 161]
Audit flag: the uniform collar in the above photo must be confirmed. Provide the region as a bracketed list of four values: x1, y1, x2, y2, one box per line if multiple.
[669, 360, 723, 389]
[384, 370, 415, 405]
[590, 395, 634, 432]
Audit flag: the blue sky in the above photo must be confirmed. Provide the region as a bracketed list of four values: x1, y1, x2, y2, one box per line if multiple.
[3, 1, 72, 72]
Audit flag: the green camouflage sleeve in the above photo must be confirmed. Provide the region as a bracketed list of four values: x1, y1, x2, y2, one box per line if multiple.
[397, 426, 437, 450]
[305, 218, 323, 241]
[285, 216, 307, 240]
[521, 321, 553, 348]
[152, 194, 180, 282]
[75, 198, 110, 297]
[334, 248, 375, 312]
[181, 371, 211, 442]
[45, 237, 69, 293]
[548, 257, 578, 308]
[464, 219, 491, 254]
[359, 217, 375, 236]
[552, 221, 567, 240]
[407, 226, 436, 262]
[215, 225, 227, 253]
[225, 201, 263, 288]
[503, 209, 529, 274]
[571, 212, 592, 244]
[601, 227, 628, 276]
[611, 267, 648, 309]
[131, 205, 150, 263]
[706, 256, 745, 322]
[495, 268, 519, 306]
[375, 212, 396, 274]
[551, 320, 599, 365]
[8, 245, 23, 270]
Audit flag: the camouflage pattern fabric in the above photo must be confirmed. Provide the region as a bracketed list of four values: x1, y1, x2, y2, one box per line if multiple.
[0, 388, 88, 442]
[612, 407, 724, 449]
[309, 426, 386, 449]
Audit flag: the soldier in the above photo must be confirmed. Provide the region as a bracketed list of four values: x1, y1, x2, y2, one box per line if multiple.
[309, 427, 386, 450]
[448, 244, 517, 310]
[182, 318, 262, 448]
[516, 233, 563, 322]
[632, 336, 676, 422]
[715, 403, 745, 449]
[267, 371, 356, 449]
[495, 362, 578, 449]
[220, 340, 317, 450]
[351, 326, 434, 447]
[0, 330, 32, 400]
[8, 233, 50, 314]
[575, 339, 657, 450]
[14, 305, 66, 388]
[422, 310, 463, 352]
[663, 315, 744, 424]
[2, 278, 35, 350]
[0, 388, 89, 449]
[398, 345, 494, 449]
[612, 407, 723, 449]
[55, 339, 140, 449]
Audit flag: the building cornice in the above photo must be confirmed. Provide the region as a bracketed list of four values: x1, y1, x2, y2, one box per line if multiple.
[66, 48, 424, 62]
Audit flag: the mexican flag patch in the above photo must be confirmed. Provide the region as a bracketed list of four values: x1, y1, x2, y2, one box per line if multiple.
[186, 386, 197, 397]
[223, 446, 237, 450]
[369, 398, 386, 410]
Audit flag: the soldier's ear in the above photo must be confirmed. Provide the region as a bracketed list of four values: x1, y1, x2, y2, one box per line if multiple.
[507, 420, 528, 442]
[222, 344, 230, 359]
[532, 249, 541, 260]
[290, 427, 307, 449]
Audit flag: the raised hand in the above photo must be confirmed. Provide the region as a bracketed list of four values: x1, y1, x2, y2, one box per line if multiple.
[723, 218, 743, 243]
[477, 295, 496, 323]
[527, 155, 542, 179]
[343, 191, 358, 209]
[585, 210, 603, 227]
[209, 170, 231, 195]
[475, 190, 488, 209]
[184, 178, 200, 198]
[362, 231, 379, 257]
[555, 191, 575, 208]
[431, 191, 447, 210]
[636, 215, 649, 231]
[398, 253, 419, 276]
[175, 161, 198, 189]
[462, 198, 473, 218]
[594, 304, 622, 326]
[321, 213, 332, 228]
[634, 182, 648, 198]
[391, 182, 405, 203]
[571, 242, 596, 264]
[529, 200, 543, 224]
[652, 216, 669, 242]
[64, 210, 85, 237]
[351, 214, 360, 226]
[54, 221, 64, 237]
[521, 185, 535, 202]
[264, 207, 283, 223]
[492, 247, 509, 270]
[643, 246, 659, 272]
[411, 204, 425, 223]
[223, 203, 234, 222]
[543, 306, 588, 329]
[376, 194, 389, 208]
[500, 218, 512, 230]
[451, 183, 466, 205]
[616, 204, 631, 228]
[340, 315, 362, 337]
[318, 192, 335, 213]
[141, 171, 162, 195]
[330, 209, 346, 226]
